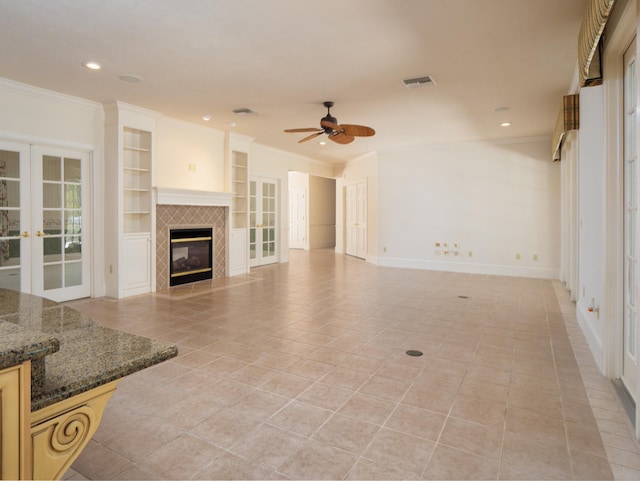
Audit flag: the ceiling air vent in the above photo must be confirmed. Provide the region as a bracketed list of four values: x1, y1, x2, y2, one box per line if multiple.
[233, 107, 258, 115]
[402, 75, 436, 89]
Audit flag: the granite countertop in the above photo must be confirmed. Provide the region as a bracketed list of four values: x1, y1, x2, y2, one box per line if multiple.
[0, 289, 178, 412]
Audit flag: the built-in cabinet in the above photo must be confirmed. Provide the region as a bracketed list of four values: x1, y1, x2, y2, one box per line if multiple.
[226, 134, 253, 276]
[0, 362, 30, 480]
[104, 102, 159, 298]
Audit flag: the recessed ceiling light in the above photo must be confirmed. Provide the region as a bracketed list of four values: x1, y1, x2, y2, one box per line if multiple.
[319, 140, 327, 145]
[83, 61, 101, 70]
[500, 122, 512, 127]
[202, 115, 212, 121]
[119, 74, 142, 83]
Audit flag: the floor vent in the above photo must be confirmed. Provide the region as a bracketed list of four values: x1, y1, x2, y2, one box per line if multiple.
[402, 75, 436, 89]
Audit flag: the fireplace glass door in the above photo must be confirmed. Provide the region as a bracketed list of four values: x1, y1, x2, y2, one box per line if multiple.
[169, 228, 213, 286]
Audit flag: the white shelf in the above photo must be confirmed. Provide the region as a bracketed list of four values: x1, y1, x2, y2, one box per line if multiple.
[124, 146, 151, 152]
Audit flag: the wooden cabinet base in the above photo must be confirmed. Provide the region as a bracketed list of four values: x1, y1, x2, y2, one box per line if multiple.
[30, 381, 118, 480]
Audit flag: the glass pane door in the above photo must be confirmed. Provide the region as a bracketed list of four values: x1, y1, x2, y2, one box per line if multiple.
[0, 143, 29, 292]
[32, 147, 90, 302]
[249, 177, 278, 267]
[623, 36, 638, 399]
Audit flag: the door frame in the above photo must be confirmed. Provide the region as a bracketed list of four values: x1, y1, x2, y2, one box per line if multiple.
[0, 133, 99, 300]
[249, 175, 280, 268]
[344, 179, 367, 259]
[289, 186, 307, 250]
[603, 0, 639, 435]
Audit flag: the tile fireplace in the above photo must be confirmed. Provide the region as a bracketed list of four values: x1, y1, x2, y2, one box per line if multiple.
[155, 188, 232, 290]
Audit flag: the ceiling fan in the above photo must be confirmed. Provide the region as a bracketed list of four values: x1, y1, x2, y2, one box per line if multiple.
[284, 101, 375, 144]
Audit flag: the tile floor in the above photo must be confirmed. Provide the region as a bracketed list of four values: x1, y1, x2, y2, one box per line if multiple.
[62, 249, 640, 480]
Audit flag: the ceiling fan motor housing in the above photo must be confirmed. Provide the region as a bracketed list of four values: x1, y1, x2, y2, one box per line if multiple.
[321, 114, 337, 133]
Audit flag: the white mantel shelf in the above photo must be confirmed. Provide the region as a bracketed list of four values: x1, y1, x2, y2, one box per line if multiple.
[155, 187, 232, 207]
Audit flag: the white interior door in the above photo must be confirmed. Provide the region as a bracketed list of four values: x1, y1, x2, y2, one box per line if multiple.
[0, 141, 31, 294]
[0, 141, 91, 302]
[345, 181, 367, 259]
[289, 187, 306, 249]
[623, 36, 639, 401]
[250, 177, 278, 267]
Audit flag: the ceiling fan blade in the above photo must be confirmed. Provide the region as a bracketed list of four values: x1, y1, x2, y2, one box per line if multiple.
[284, 127, 323, 133]
[339, 124, 375, 137]
[320, 120, 341, 131]
[329, 132, 355, 144]
[299, 131, 324, 143]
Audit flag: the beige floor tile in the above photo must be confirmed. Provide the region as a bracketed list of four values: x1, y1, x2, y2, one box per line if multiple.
[189, 407, 261, 449]
[228, 388, 290, 421]
[297, 381, 354, 411]
[384, 403, 447, 441]
[70, 441, 133, 480]
[501, 431, 572, 480]
[140, 433, 223, 479]
[363, 427, 434, 474]
[439, 417, 503, 459]
[267, 399, 332, 436]
[278, 439, 358, 480]
[230, 423, 305, 469]
[259, 371, 315, 398]
[358, 374, 410, 402]
[321, 365, 372, 390]
[312, 413, 381, 455]
[193, 451, 278, 480]
[449, 397, 506, 427]
[423, 444, 499, 480]
[338, 392, 396, 425]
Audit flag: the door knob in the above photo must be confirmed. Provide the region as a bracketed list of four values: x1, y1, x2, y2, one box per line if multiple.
[21, 231, 29, 238]
[36, 231, 46, 237]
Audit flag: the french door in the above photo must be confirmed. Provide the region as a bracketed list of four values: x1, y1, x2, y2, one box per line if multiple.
[249, 177, 278, 267]
[345, 181, 367, 259]
[0, 141, 91, 302]
[623, 36, 639, 400]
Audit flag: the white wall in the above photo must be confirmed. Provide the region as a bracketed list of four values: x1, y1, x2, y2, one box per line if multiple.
[156, 117, 226, 192]
[575, 86, 607, 368]
[374, 137, 560, 278]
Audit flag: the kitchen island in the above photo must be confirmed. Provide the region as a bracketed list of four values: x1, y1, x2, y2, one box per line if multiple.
[0, 289, 177, 480]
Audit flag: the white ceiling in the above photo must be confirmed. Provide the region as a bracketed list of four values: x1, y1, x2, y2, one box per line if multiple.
[0, 0, 586, 165]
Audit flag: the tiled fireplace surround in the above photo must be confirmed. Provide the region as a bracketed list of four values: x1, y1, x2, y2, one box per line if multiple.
[155, 189, 230, 291]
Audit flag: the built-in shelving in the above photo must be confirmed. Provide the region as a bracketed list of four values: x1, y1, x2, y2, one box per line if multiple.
[122, 128, 152, 234]
[231, 152, 248, 229]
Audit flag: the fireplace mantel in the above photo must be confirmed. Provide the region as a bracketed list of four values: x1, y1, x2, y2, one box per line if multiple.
[155, 187, 232, 207]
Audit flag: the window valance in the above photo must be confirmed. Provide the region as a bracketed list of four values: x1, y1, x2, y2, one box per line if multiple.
[578, 0, 616, 87]
[552, 94, 580, 161]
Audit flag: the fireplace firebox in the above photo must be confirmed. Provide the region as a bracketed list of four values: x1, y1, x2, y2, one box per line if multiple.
[169, 228, 213, 286]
